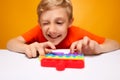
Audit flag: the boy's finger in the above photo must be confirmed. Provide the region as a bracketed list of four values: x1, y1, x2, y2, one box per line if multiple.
[37, 47, 45, 56]
[70, 41, 78, 53]
[45, 48, 52, 53]
[76, 40, 83, 53]
[30, 45, 37, 57]
[44, 41, 56, 49]
[25, 47, 33, 58]
[89, 40, 95, 50]
[83, 36, 90, 46]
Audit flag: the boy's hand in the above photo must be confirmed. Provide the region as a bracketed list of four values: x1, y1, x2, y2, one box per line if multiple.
[24, 41, 56, 58]
[70, 36, 103, 55]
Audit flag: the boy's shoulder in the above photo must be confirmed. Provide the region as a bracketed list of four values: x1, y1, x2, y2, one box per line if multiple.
[35, 24, 41, 29]
[68, 25, 91, 37]
[69, 25, 85, 32]
[70, 25, 79, 28]
[31, 24, 42, 32]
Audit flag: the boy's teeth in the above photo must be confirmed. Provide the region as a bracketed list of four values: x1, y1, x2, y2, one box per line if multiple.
[48, 34, 60, 39]
[51, 36, 58, 38]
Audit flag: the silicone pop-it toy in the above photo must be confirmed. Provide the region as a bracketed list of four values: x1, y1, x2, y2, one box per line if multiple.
[40, 50, 84, 71]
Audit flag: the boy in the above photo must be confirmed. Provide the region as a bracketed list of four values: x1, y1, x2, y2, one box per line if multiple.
[7, 0, 120, 58]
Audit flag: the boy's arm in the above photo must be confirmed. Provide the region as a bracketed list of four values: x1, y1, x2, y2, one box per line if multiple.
[7, 36, 56, 58]
[100, 38, 120, 53]
[7, 36, 28, 54]
[70, 36, 120, 54]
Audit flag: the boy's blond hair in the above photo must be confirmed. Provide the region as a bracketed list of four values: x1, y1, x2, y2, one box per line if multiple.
[37, 0, 73, 22]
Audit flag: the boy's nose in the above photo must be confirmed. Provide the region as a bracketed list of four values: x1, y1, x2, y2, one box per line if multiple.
[48, 25, 57, 34]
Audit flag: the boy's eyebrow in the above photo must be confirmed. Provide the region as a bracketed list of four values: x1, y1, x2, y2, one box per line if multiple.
[55, 17, 66, 21]
[40, 19, 49, 22]
[41, 17, 66, 22]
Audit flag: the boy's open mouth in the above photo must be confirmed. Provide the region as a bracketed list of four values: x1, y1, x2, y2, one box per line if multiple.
[48, 34, 61, 39]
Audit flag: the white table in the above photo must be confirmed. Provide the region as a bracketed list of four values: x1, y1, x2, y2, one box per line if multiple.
[0, 49, 120, 80]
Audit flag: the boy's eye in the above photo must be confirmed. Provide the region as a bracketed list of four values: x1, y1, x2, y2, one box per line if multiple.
[42, 22, 49, 25]
[56, 21, 63, 25]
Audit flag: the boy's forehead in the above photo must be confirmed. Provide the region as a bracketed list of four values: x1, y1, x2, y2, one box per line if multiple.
[40, 7, 69, 20]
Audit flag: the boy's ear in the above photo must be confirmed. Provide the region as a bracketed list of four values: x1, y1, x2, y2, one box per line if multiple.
[37, 19, 40, 24]
[38, 19, 41, 26]
[69, 18, 74, 27]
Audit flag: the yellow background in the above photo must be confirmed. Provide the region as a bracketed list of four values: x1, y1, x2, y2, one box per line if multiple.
[0, 0, 120, 49]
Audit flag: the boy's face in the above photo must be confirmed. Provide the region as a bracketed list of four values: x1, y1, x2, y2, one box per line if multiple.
[40, 7, 73, 45]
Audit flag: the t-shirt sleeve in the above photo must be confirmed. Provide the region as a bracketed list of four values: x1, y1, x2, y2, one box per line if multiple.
[21, 25, 41, 44]
[84, 31, 105, 44]
[70, 27, 105, 44]
[80, 28, 105, 44]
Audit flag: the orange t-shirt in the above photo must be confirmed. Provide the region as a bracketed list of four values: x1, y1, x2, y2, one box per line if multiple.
[22, 25, 105, 49]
